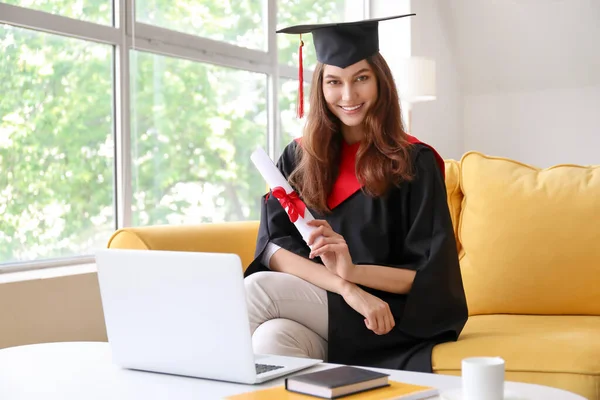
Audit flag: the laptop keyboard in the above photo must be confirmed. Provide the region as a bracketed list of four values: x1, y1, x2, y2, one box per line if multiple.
[255, 363, 285, 375]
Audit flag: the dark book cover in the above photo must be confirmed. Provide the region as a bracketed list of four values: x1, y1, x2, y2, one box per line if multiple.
[285, 366, 389, 389]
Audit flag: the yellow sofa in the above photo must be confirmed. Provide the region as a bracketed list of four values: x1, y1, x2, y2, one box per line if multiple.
[107, 151, 600, 400]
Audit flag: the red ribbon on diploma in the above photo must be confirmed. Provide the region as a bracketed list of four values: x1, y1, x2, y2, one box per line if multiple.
[272, 187, 306, 223]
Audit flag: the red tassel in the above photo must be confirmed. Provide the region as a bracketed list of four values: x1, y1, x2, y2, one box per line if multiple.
[297, 36, 304, 119]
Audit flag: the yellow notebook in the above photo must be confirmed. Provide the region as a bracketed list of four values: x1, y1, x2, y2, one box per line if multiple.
[225, 380, 438, 400]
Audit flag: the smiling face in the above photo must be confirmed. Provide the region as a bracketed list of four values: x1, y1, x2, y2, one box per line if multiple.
[322, 59, 378, 130]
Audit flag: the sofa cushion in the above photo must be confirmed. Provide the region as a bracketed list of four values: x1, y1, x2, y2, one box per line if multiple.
[444, 160, 463, 254]
[432, 314, 600, 400]
[459, 152, 600, 316]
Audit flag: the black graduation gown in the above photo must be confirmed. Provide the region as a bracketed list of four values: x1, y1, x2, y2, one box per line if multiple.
[244, 140, 468, 373]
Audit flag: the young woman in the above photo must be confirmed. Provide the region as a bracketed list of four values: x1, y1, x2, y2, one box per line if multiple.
[243, 15, 468, 373]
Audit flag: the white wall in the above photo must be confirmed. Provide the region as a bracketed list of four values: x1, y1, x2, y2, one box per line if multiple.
[372, 0, 463, 161]
[464, 85, 600, 167]
[453, 0, 600, 167]
[374, 0, 599, 167]
[409, 0, 463, 161]
[370, 0, 412, 129]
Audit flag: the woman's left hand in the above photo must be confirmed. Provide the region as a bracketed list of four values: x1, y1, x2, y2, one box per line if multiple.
[307, 220, 355, 280]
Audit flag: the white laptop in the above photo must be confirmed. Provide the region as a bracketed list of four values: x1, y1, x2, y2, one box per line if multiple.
[95, 248, 322, 384]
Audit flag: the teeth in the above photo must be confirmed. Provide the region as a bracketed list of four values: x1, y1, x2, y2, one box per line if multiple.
[341, 104, 362, 111]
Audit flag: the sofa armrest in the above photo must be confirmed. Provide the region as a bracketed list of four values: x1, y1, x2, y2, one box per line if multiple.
[106, 221, 260, 271]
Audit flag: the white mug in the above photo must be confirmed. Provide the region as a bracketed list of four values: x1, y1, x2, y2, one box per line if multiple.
[461, 357, 505, 400]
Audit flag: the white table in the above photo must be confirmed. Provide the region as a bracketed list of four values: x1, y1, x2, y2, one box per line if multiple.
[0, 342, 585, 400]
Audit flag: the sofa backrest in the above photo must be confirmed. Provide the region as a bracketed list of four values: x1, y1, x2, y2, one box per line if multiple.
[108, 152, 599, 318]
[107, 222, 260, 269]
[444, 160, 464, 255]
[452, 152, 600, 317]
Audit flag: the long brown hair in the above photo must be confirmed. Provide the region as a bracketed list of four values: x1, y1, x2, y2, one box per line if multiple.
[289, 52, 414, 213]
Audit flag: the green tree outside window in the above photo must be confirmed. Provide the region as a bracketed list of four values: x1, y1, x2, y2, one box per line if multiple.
[0, 0, 350, 264]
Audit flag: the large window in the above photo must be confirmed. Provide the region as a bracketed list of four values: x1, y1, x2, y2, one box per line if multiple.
[137, 1, 267, 50]
[0, 24, 114, 264]
[0, 0, 366, 270]
[279, 78, 309, 153]
[2, 0, 112, 25]
[130, 52, 267, 225]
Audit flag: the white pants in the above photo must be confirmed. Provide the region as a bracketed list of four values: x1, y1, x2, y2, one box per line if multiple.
[245, 271, 329, 360]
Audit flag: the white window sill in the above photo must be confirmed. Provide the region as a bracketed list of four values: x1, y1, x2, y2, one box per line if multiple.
[0, 263, 98, 284]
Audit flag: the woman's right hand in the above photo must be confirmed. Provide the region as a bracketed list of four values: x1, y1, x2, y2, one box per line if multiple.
[340, 284, 395, 335]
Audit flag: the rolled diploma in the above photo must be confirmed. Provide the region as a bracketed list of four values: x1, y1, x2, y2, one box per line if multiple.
[251, 147, 317, 246]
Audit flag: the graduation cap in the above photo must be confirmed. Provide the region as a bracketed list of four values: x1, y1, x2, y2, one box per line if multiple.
[277, 14, 416, 118]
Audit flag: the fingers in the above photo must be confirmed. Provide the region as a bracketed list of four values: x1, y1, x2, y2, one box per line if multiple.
[307, 219, 333, 230]
[377, 316, 387, 335]
[365, 315, 387, 335]
[365, 304, 395, 335]
[310, 236, 345, 251]
[365, 309, 381, 334]
[307, 220, 337, 245]
[364, 317, 378, 333]
[384, 312, 395, 334]
[309, 242, 348, 259]
[307, 225, 328, 246]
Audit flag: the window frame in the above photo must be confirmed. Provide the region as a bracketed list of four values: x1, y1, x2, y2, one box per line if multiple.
[0, 0, 366, 272]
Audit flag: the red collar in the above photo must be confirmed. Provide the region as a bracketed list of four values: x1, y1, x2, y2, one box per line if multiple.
[295, 136, 445, 210]
[327, 140, 361, 209]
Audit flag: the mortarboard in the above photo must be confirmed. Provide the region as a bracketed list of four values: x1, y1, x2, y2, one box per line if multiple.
[277, 14, 416, 118]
